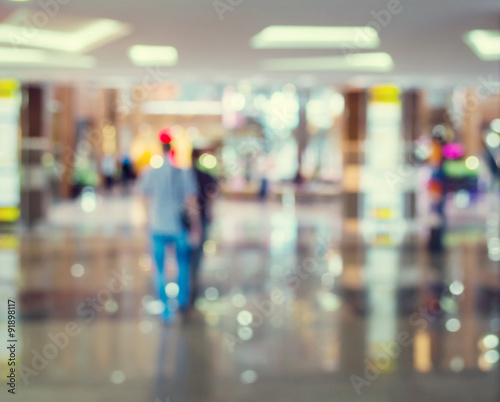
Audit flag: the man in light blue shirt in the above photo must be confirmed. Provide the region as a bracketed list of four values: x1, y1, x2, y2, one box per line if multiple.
[139, 142, 200, 322]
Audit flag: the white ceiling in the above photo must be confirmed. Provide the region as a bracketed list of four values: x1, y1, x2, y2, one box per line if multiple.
[0, 0, 499, 88]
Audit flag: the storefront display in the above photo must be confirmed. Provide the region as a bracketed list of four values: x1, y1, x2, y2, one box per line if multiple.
[0, 80, 21, 222]
[361, 85, 405, 243]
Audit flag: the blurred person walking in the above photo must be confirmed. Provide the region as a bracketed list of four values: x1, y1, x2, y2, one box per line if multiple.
[139, 141, 201, 323]
[427, 135, 447, 253]
[189, 149, 218, 306]
[120, 153, 136, 194]
[101, 154, 117, 193]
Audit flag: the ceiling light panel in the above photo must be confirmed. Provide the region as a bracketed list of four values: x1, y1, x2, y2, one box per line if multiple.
[250, 25, 380, 49]
[0, 10, 130, 53]
[261, 52, 394, 72]
[0, 47, 96, 68]
[128, 45, 178, 67]
[463, 30, 500, 61]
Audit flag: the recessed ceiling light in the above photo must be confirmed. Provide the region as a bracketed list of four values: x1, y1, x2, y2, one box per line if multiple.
[250, 26, 380, 49]
[261, 52, 393, 72]
[0, 47, 96, 68]
[463, 30, 500, 61]
[0, 11, 130, 53]
[128, 45, 178, 67]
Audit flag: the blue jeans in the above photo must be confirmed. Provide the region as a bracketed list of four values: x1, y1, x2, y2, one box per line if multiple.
[151, 231, 190, 318]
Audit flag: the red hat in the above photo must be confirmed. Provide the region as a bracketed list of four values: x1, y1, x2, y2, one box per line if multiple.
[159, 128, 172, 144]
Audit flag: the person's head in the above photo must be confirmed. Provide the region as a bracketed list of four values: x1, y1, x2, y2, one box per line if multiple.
[162, 142, 171, 155]
[191, 148, 202, 164]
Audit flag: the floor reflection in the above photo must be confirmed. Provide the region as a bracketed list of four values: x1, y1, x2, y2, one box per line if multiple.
[7, 198, 500, 401]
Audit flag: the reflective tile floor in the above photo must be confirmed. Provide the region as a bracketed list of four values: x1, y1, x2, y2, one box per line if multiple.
[1, 197, 500, 401]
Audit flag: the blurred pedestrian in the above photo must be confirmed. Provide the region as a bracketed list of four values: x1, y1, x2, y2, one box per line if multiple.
[189, 149, 218, 306]
[427, 136, 447, 253]
[121, 153, 135, 194]
[139, 141, 201, 323]
[101, 154, 117, 192]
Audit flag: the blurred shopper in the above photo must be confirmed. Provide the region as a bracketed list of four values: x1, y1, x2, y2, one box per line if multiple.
[139, 141, 201, 322]
[120, 153, 135, 194]
[427, 136, 447, 253]
[257, 155, 270, 200]
[484, 148, 500, 191]
[101, 154, 117, 192]
[189, 149, 218, 306]
[258, 176, 268, 200]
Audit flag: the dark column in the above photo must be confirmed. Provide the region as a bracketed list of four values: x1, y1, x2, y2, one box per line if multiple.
[20, 85, 49, 226]
[342, 89, 367, 236]
[55, 86, 76, 199]
[402, 90, 425, 221]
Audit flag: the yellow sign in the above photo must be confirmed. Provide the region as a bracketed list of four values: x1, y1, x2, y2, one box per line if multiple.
[0, 208, 20, 222]
[0, 80, 20, 98]
[370, 85, 400, 103]
[373, 208, 393, 220]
